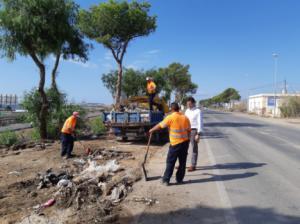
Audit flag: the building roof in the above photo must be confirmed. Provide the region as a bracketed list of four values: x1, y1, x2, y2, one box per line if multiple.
[249, 93, 300, 98]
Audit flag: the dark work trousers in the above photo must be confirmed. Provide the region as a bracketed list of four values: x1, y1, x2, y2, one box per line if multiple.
[61, 133, 74, 157]
[163, 140, 189, 183]
[148, 93, 156, 111]
[189, 129, 199, 167]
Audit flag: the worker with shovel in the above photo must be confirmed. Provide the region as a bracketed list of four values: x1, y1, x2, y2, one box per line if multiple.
[149, 102, 191, 186]
[61, 112, 79, 159]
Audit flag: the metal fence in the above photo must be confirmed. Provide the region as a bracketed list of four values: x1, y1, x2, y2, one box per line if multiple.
[0, 94, 18, 110]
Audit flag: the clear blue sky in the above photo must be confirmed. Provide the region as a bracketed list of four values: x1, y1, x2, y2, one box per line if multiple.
[1, 0, 300, 103]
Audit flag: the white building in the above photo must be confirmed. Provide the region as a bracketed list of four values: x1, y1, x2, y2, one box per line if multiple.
[248, 93, 300, 117]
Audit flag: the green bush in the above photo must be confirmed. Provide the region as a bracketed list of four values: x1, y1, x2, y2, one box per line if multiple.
[30, 128, 41, 141]
[0, 130, 19, 146]
[280, 97, 300, 118]
[21, 88, 87, 139]
[88, 117, 106, 135]
[15, 113, 28, 123]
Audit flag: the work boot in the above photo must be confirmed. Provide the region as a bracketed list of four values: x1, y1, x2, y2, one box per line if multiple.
[161, 180, 169, 186]
[176, 180, 184, 185]
[65, 154, 75, 159]
[188, 166, 196, 172]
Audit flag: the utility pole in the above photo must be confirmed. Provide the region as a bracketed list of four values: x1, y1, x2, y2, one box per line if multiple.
[272, 53, 279, 117]
[283, 79, 287, 94]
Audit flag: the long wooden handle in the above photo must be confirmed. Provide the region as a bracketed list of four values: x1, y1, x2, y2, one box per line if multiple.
[143, 133, 152, 164]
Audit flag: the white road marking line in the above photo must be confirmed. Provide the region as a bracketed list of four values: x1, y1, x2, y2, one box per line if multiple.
[257, 130, 300, 150]
[214, 154, 232, 159]
[203, 138, 239, 224]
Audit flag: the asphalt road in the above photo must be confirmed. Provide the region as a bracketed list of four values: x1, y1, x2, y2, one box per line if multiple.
[203, 110, 300, 224]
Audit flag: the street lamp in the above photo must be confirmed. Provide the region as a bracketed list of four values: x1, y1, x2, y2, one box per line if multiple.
[272, 53, 279, 117]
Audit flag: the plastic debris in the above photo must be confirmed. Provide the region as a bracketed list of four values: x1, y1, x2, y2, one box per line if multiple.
[79, 160, 120, 180]
[57, 179, 73, 188]
[37, 169, 72, 189]
[33, 205, 40, 210]
[105, 160, 121, 172]
[42, 198, 56, 208]
[33, 199, 56, 214]
[98, 182, 107, 193]
[73, 159, 86, 166]
[133, 197, 159, 206]
[8, 171, 22, 176]
[110, 184, 129, 203]
[94, 155, 103, 160]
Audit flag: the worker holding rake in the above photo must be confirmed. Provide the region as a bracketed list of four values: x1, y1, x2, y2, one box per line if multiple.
[61, 111, 79, 159]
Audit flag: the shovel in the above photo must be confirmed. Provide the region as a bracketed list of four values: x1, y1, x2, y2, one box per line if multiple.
[142, 133, 152, 181]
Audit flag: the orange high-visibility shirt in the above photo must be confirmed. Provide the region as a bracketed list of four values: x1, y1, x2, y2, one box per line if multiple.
[61, 116, 77, 134]
[147, 81, 156, 94]
[159, 112, 191, 146]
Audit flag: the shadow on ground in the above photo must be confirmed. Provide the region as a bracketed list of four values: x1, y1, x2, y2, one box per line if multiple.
[197, 162, 267, 170]
[205, 122, 264, 128]
[200, 131, 228, 139]
[115, 138, 168, 146]
[121, 205, 300, 224]
[183, 172, 258, 185]
[147, 172, 258, 185]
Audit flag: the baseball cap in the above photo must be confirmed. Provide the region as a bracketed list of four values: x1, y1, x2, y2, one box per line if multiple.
[73, 111, 80, 118]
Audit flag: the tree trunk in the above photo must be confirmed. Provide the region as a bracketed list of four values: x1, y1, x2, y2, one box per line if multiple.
[115, 62, 123, 107]
[51, 52, 60, 91]
[38, 64, 48, 140]
[110, 41, 128, 110]
[29, 52, 49, 140]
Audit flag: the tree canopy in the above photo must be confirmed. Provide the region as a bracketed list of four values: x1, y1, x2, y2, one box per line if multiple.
[79, 0, 156, 106]
[0, 0, 86, 61]
[162, 63, 198, 103]
[0, 0, 88, 139]
[101, 62, 198, 104]
[200, 88, 241, 107]
[101, 69, 145, 99]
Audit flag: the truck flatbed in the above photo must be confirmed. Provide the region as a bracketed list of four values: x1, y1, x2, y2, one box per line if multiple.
[102, 111, 168, 141]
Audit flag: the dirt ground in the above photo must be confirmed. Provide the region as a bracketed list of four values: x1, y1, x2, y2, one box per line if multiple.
[0, 137, 162, 224]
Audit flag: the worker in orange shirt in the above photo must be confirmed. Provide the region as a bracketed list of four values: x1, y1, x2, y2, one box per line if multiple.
[61, 112, 79, 159]
[146, 77, 157, 111]
[149, 102, 191, 186]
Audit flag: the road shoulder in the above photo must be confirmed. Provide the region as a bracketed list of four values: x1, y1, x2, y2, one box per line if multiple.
[121, 139, 230, 224]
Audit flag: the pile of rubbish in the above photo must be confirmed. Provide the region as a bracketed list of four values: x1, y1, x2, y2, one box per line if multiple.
[55, 159, 140, 209]
[28, 148, 141, 223]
